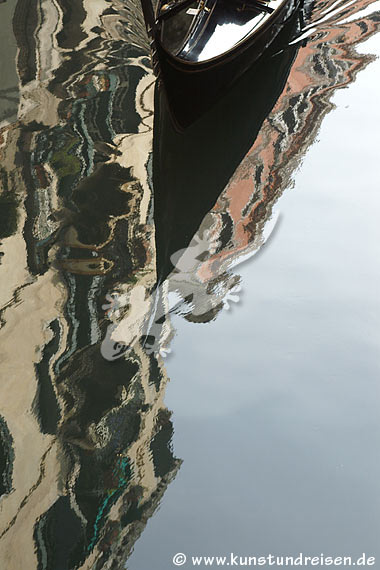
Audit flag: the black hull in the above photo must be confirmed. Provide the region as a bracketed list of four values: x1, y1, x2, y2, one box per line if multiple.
[153, 7, 302, 283]
[154, 0, 302, 129]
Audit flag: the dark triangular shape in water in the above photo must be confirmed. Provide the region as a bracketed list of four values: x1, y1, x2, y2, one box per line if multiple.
[153, 7, 302, 284]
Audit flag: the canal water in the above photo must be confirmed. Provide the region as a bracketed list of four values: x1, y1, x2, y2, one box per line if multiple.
[0, 1, 379, 569]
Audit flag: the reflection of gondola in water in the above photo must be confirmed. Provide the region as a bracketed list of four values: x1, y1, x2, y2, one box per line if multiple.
[152, 6, 304, 284]
[142, 0, 304, 128]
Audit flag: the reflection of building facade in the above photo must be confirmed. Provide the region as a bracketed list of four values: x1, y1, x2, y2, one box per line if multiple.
[0, 1, 180, 569]
[0, 0, 379, 568]
[209, 0, 380, 258]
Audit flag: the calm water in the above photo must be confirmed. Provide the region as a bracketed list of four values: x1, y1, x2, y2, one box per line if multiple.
[0, 1, 379, 569]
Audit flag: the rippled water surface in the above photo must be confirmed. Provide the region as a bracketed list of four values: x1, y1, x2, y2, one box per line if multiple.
[0, 1, 379, 569]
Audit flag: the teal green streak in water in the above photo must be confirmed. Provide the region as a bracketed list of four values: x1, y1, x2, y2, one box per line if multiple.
[88, 456, 131, 552]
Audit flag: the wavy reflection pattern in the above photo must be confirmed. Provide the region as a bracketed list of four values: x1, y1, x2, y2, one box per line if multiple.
[0, 0, 379, 568]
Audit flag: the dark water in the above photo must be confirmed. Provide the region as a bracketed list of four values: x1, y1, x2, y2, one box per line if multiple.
[0, 1, 379, 569]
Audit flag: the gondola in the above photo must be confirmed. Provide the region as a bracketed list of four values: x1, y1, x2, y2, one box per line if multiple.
[141, 0, 304, 128]
[152, 5, 303, 282]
